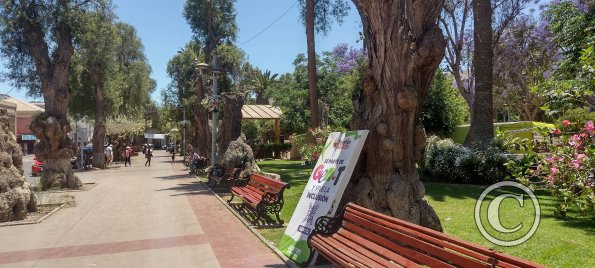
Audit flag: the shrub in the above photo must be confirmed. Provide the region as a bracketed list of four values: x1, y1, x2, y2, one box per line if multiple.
[422, 136, 510, 184]
[420, 71, 469, 137]
[295, 127, 337, 165]
[559, 108, 595, 133]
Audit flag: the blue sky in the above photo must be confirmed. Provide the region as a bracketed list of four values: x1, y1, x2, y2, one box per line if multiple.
[1, 0, 363, 103]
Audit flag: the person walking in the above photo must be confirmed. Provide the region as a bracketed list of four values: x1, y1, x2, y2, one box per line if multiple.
[124, 146, 132, 167]
[171, 152, 175, 163]
[105, 144, 113, 166]
[145, 146, 153, 166]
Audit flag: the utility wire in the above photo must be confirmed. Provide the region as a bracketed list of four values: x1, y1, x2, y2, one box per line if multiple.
[239, 0, 299, 47]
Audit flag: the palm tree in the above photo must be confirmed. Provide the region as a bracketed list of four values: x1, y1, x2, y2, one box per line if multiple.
[306, 0, 320, 128]
[250, 70, 278, 105]
[465, 0, 494, 146]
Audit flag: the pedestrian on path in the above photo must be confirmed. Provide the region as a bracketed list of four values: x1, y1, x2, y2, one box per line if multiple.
[124, 146, 132, 167]
[171, 152, 175, 163]
[145, 146, 153, 166]
[105, 144, 113, 166]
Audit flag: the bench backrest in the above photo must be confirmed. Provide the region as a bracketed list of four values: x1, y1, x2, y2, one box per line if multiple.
[338, 203, 544, 268]
[247, 173, 289, 195]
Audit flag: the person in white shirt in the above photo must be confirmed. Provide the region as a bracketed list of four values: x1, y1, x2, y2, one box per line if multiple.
[105, 145, 113, 166]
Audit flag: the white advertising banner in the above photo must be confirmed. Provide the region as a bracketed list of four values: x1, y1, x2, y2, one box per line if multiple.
[278, 130, 368, 263]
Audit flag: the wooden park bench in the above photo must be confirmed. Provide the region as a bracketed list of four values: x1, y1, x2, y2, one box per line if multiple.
[207, 166, 242, 188]
[228, 173, 290, 225]
[306, 203, 544, 268]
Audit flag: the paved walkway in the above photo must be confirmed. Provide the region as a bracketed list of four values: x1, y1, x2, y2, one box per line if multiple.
[0, 151, 286, 268]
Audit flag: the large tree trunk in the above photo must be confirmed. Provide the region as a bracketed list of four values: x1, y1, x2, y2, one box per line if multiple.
[347, 0, 445, 231]
[194, 74, 211, 156]
[217, 93, 244, 160]
[464, 0, 493, 146]
[92, 74, 107, 169]
[30, 113, 81, 190]
[306, 0, 320, 129]
[0, 109, 37, 222]
[18, 1, 80, 190]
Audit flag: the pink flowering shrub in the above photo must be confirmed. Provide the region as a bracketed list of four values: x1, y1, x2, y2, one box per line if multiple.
[538, 120, 594, 216]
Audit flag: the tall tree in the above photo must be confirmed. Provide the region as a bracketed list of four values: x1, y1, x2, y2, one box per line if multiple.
[184, 0, 237, 156]
[114, 23, 155, 118]
[74, 1, 117, 169]
[299, 0, 350, 129]
[493, 17, 557, 121]
[69, 11, 154, 168]
[306, 0, 319, 128]
[348, 0, 445, 230]
[166, 42, 199, 153]
[464, 0, 494, 146]
[440, 0, 531, 144]
[0, 0, 102, 189]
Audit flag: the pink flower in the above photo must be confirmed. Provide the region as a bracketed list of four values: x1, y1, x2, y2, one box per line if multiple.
[552, 129, 561, 135]
[586, 121, 594, 136]
[551, 167, 559, 175]
[546, 175, 556, 185]
[572, 159, 581, 169]
[562, 119, 571, 126]
[570, 134, 581, 148]
[576, 154, 586, 161]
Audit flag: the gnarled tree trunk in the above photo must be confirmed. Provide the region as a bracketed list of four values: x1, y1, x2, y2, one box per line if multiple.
[217, 92, 244, 159]
[18, 1, 81, 190]
[30, 113, 81, 190]
[194, 74, 211, 156]
[346, 0, 445, 231]
[0, 109, 37, 222]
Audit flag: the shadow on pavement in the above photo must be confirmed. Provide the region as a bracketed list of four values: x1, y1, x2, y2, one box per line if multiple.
[157, 181, 212, 197]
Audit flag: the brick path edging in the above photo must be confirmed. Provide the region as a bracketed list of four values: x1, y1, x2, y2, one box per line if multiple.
[184, 165, 299, 268]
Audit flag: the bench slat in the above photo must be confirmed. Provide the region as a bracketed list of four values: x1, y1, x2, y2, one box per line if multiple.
[331, 236, 397, 267]
[341, 221, 456, 268]
[231, 188, 261, 204]
[249, 174, 287, 192]
[347, 205, 541, 268]
[309, 237, 363, 268]
[307, 203, 544, 268]
[345, 209, 490, 268]
[333, 232, 415, 267]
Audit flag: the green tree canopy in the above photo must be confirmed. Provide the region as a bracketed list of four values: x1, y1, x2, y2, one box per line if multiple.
[183, 0, 237, 59]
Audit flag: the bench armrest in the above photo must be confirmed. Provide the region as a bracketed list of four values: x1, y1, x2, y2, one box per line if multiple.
[262, 192, 280, 204]
[232, 176, 249, 187]
[313, 215, 343, 235]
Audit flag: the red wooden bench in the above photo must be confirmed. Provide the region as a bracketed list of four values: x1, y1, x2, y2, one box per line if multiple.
[207, 166, 242, 188]
[228, 173, 290, 225]
[306, 203, 544, 268]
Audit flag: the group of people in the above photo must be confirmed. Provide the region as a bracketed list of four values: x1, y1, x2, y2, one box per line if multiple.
[101, 143, 209, 168]
[102, 144, 138, 167]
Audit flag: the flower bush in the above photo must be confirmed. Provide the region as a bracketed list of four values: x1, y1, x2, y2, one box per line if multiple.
[536, 120, 594, 216]
[295, 127, 338, 165]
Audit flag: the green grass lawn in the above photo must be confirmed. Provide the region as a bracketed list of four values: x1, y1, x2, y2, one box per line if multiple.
[257, 160, 595, 268]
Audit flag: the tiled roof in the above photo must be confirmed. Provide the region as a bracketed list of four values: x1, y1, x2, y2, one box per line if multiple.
[0, 94, 44, 114]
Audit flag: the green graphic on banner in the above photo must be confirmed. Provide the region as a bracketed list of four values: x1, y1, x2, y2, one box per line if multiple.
[277, 130, 368, 264]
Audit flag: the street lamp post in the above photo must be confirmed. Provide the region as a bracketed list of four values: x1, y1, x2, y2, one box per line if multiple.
[197, 55, 222, 167]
